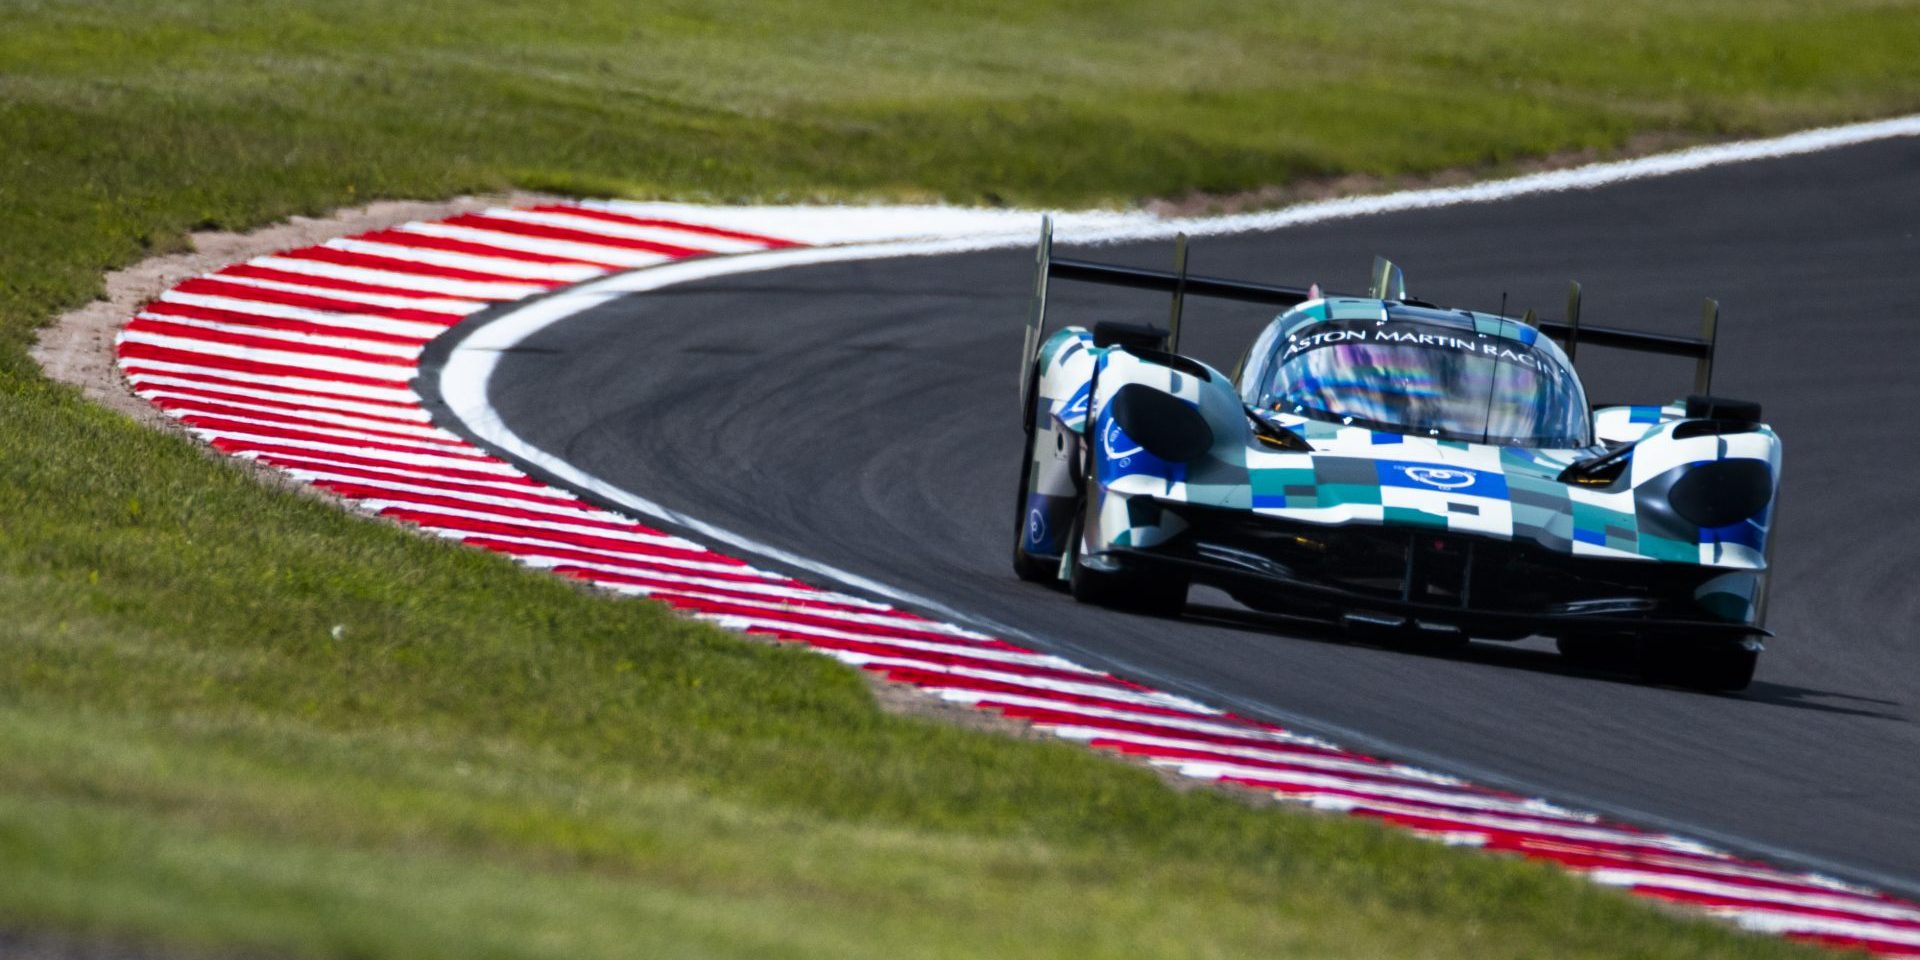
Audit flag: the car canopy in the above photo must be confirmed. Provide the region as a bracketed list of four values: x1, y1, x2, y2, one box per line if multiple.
[1247, 304, 1591, 448]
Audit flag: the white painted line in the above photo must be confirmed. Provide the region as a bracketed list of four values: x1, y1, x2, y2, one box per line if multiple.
[594, 112, 1920, 249]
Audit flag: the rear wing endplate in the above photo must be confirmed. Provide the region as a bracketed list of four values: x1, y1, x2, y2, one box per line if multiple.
[1544, 282, 1719, 392]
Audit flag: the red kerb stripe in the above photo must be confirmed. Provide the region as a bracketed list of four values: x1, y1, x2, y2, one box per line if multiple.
[439, 213, 704, 258]
[376, 511, 727, 566]
[139, 300, 431, 348]
[124, 366, 422, 409]
[171, 276, 464, 325]
[971, 702, 1318, 754]
[178, 416, 491, 462]
[1094, 739, 1504, 794]
[217, 263, 505, 302]
[126, 317, 417, 368]
[880, 668, 1237, 721]
[1631, 886, 1920, 931]
[475, 539, 804, 588]
[313, 482, 638, 526]
[238, 447, 539, 485]
[357, 229, 618, 269]
[279, 245, 568, 286]
[138, 384, 431, 429]
[149, 397, 464, 448]
[116, 343, 410, 389]
[742, 627, 1138, 688]
[654, 594, 1024, 650]
[264, 457, 587, 506]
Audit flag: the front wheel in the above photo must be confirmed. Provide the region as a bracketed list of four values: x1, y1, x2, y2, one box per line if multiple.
[1067, 518, 1188, 617]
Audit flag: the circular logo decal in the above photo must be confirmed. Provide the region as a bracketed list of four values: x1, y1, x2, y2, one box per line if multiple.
[1102, 419, 1141, 466]
[1398, 465, 1478, 490]
[1027, 507, 1048, 546]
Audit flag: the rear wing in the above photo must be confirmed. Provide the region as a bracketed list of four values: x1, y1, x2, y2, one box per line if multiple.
[1543, 283, 1720, 392]
[1019, 215, 1721, 412]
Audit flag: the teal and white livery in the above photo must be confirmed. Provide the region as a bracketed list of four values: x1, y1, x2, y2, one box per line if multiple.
[1013, 220, 1780, 691]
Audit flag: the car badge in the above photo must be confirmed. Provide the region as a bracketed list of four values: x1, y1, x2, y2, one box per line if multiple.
[1398, 465, 1478, 490]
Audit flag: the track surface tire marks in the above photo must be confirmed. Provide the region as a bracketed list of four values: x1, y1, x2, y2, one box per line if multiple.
[482, 136, 1920, 897]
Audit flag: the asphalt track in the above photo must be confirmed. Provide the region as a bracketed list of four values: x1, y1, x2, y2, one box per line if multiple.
[484, 135, 1920, 891]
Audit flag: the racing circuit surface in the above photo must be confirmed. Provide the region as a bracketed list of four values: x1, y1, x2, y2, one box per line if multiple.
[480, 135, 1920, 891]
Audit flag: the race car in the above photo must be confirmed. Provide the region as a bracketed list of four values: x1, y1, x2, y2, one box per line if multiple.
[1013, 218, 1780, 691]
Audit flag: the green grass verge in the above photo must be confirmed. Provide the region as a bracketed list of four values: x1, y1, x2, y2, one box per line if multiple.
[5, 1, 1917, 956]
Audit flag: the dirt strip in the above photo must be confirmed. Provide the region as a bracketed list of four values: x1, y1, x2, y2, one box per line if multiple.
[31, 193, 556, 426]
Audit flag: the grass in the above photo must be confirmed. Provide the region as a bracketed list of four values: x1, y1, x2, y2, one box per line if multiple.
[3, 0, 1918, 956]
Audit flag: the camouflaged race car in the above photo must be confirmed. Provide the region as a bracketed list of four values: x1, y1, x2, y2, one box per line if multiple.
[1013, 218, 1780, 691]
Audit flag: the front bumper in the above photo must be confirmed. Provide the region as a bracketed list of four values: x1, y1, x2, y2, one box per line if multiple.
[1106, 498, 1767, 641]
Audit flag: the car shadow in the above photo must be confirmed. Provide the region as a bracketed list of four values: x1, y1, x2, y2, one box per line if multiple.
[1178, 601, 1905, 721]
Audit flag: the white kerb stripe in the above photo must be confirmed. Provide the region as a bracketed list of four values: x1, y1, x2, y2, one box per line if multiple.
[118, 359, 422, 406]
[117, 330, 415, 383]
[128, 375, 435, 421]
[392, 221, 672, 269]
[478, 207, 771, 254]
[135, 311, 428, 359]
[248, 254, 547, 300]
[326, 238, 606, 282]
[209, 273, 489, 313]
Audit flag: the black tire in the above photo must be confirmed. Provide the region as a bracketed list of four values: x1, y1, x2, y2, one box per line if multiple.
[1069, 543, 1188, 616]
[1054, 368, 1185, 616]
[1638, 640, 1759, 692]
[1064, 496, 1188, 616]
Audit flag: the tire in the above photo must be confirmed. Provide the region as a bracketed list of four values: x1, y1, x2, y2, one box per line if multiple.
[1638, 640, 1759, 692]
[1064, 481, 1187, 617]
[1069, 539, 1188, 616]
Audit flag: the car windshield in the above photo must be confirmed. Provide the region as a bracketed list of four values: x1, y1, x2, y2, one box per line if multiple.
[1258, 319, 1590, 447]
